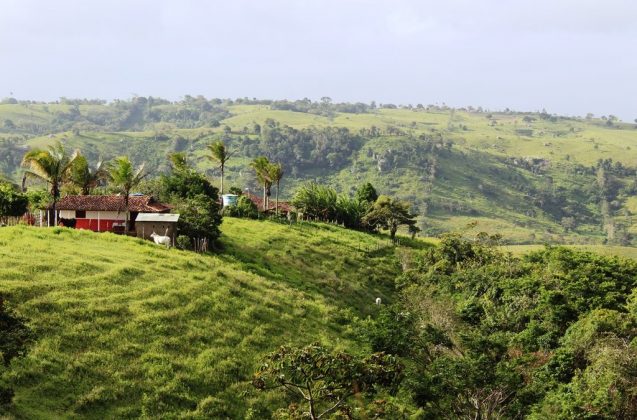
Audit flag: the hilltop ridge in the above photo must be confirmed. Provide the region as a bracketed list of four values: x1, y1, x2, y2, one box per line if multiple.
[2, 99, 637, 244]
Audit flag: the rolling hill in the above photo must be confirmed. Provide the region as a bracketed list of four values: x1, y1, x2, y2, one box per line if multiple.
[2, 98, 637, 245]
[0, 218, 416, 418]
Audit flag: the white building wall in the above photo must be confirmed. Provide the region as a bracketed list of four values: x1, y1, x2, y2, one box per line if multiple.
[85, 211, 126, 220]
[59, 210, 75, 218]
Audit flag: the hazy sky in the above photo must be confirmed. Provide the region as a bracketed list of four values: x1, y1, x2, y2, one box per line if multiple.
[1, 0, 635, 119]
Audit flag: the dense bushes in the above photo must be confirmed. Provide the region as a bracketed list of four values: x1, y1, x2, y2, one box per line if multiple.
[0, 296, 33, 410]
[158, 156, 222, 246]
[222, 196, 258, 219]
[362, 234, 637, 417]
[259, 121, 363, 172]
[0, 183, 28, 223]
[175, 194, 221, 245]
[291, 182, 416, 234]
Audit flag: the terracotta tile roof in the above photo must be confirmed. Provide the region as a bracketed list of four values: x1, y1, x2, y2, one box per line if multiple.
[51, 195, 170, 213]
[245, 193, 292, 214]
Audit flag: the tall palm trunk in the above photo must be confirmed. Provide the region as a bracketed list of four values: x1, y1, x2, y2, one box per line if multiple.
[124, 193, 130, 234]
[52, 182, 60, 226]
[220, 164, 224, 195]
[275, 180, 280, 216]
[52, 200, 57, 227]
[262, 183, 267, 211]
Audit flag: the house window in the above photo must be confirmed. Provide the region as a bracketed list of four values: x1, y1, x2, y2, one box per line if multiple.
[76, 210, 86, 218]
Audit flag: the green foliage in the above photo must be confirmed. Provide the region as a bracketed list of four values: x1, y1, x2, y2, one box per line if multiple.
[175, 194, 221, 243]
[107, 156, 146, 196]
[175, 235, 191, 250]
[228, 186, 243, 196]
[292, 182, 338, 221]
[362, 195, 416, 238]
[206, 140, 231, 194]
[0, 183, 28, 220]
[69, 154, 108, 195]
[107, 156, 147, 233]
[0, 296, 33, 410]
[376, 234, 637, 418]
[335, 194, 369, 229]
[21, 141, 79, 201]
[355, 182, 378, 203]
[253, 343, 403, 418]
[223, 196, 258, 219]
[259, 122, 362, 172]
[364, 306, 417, 357]
[25, 189, 51, 212]
[160, 165, 218, 203]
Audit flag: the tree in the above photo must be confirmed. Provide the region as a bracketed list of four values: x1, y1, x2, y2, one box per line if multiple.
[253, 344, 402, 419]
[250, 157, 272, 211]
[355, 182, 378, 203]
[362, 195, 417, 239]
[408, 224, 421, 239]
[206, 141, 231, 194]
[175, 194, 222, 247]
[168, 152, 188, 172]
[69, 155, 108, 195]
[161, 157, 218, 203]
[21, 142, 79, 226]
[159, 155, 222, 247]
[267, 162, 284, 216]
[0, 183, 28, 224]
[107, 156, 147, 233]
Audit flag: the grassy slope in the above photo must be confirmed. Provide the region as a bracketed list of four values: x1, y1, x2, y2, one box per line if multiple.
[0, 219, 411, 418]
[3, 104, 637, 244]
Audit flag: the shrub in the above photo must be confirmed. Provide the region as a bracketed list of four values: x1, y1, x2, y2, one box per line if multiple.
[175, 195, 222, 244]
[222, 196, 258, 219]
[176, 235, 191, 250]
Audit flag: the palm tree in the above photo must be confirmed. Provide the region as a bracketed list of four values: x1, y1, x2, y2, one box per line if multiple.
[21, 141, 79, 226]
[70, 155, 108, 195]
[250, 157, 272, 211]
[108, 156, 147, 234]
[207, 141, 231, 194]
[168, 152, 189, 172]
[267, 162, 284, 216]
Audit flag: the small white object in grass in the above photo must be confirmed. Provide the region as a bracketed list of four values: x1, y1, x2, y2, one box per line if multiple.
[375, 297, 382, 305]
[150, 232, 171, 248]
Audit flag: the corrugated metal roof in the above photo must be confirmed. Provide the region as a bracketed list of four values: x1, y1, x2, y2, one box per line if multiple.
[136, 213, 180, 222]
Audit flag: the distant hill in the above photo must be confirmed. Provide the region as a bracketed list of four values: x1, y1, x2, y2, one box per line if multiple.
[0, 218, 412, 418]
[2, 98, 637, 244]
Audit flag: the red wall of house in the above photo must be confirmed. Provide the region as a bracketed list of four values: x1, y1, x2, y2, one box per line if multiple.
[75, 219, 123, 232]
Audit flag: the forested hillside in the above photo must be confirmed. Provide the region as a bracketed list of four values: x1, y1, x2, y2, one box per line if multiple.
[2, 96, 637, 244]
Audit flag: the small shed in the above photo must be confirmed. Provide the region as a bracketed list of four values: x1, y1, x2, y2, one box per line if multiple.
[135, 213, 180, 243]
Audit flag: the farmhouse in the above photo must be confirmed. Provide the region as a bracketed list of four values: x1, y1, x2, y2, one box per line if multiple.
[51, 195, 170, 232]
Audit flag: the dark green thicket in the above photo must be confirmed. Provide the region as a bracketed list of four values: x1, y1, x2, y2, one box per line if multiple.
[361, 233, 637, 417]
[0, 297, 33, 410]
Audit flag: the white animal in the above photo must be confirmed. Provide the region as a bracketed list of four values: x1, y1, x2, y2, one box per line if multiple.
[150, 231, 171, 248]
[375, 297, 382, 306]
